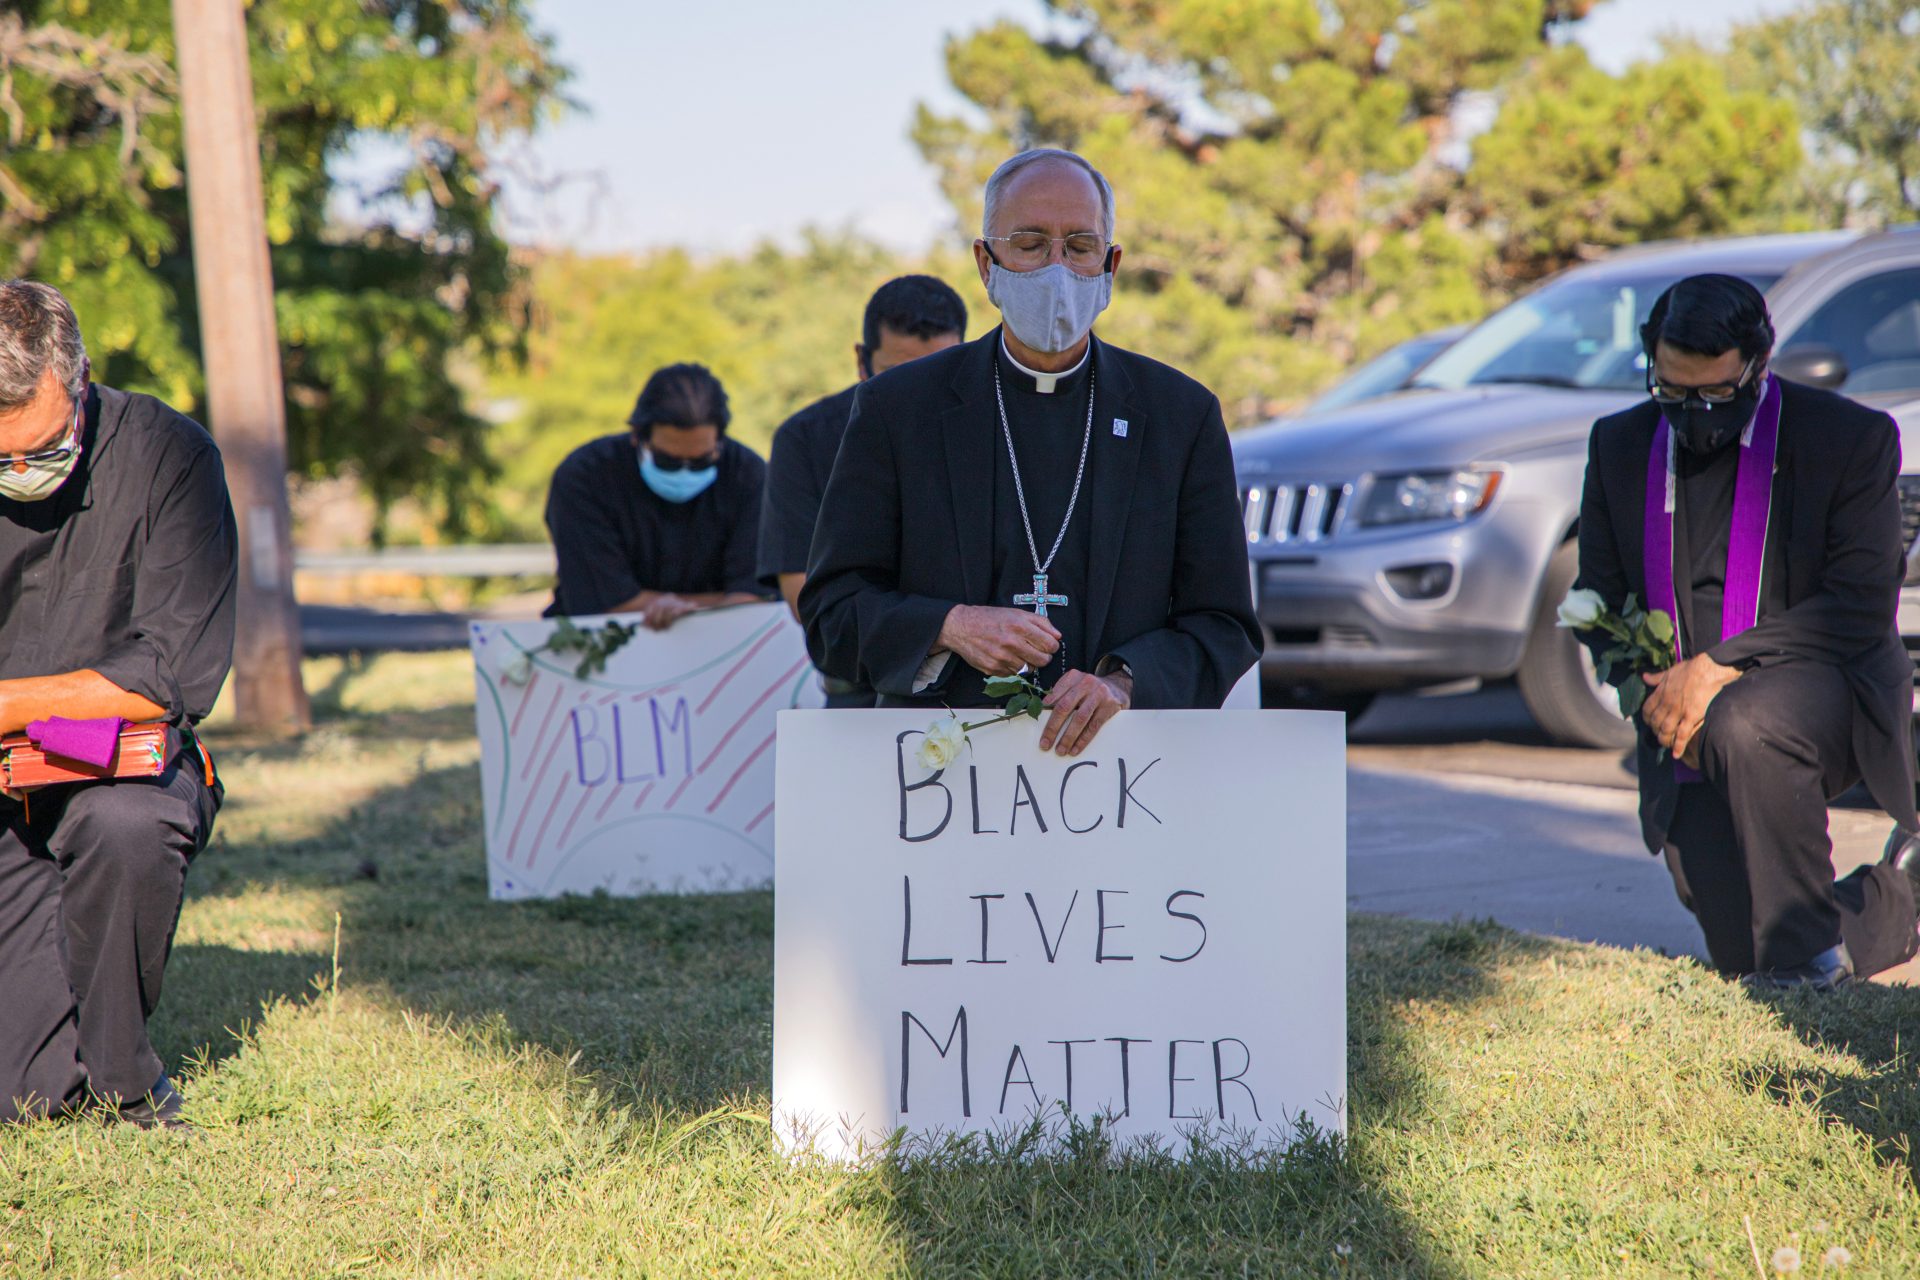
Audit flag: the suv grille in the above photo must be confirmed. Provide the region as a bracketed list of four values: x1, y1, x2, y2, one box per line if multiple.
[1242, 483, 1352, 544]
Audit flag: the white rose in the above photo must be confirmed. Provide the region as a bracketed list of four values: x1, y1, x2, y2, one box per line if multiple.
[1555, 587, 1606, 631]
[915, 718, 967, 773]
[498, 649, 535, 685]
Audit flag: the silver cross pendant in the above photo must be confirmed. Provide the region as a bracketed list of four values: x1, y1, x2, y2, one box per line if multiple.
[1013, 572, 1069, 618]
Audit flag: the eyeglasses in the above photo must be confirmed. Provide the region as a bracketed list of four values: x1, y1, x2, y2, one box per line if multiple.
[1647, 356, 1759, 406]
[981, 232, 1113, 272]
[645, 446, 721, 473]
[4, 396, 83, 469]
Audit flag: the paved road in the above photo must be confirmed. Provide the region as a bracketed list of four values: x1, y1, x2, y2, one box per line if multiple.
[1347, 684, 1918, 984]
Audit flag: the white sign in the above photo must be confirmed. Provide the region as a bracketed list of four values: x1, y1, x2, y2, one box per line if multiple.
[772, 709, 1346, 1162]
[470, 603, 822, 899]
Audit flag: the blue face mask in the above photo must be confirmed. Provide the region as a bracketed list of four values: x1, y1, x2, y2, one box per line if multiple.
[639, 448, 719, 503]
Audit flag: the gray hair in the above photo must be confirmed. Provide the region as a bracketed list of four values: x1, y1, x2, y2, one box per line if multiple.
[0, 281, 88, 412]
[981, 149, 1116, 242]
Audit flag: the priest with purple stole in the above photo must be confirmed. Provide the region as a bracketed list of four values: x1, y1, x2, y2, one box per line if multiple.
[800, 149, 1260, 756]
[1573, 274, 1920, 990]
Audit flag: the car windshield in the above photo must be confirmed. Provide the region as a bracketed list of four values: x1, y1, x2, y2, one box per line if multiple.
[1412, 271, 1782, 392]
[1306, 332, 1456, 415]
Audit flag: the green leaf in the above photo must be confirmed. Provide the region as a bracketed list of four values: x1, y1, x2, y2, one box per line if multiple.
[1618, 674, 1648, 719]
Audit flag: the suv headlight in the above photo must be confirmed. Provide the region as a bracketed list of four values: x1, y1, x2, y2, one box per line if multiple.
[1354, 468, 1503, 528]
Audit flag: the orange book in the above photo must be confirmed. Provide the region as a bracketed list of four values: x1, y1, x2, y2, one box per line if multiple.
[0, 723, 175, 788]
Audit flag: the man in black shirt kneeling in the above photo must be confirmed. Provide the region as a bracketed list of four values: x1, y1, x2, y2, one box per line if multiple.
[1573, 275, 1920, 990]
[0, 281, 236, 1125]
[758, 277, 967, 706]
[545, 363, 770, 626]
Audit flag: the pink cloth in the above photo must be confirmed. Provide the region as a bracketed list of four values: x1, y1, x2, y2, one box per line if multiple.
[25, 716, 126, 769]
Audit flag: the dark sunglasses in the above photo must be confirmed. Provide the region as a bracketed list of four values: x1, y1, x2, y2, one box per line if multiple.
[646, 446, 721, 473]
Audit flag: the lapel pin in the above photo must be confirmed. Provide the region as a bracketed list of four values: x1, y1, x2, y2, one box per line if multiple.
[1112, 418, 1129, 438]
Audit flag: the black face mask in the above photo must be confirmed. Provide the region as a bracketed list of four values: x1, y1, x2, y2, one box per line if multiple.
[1668, 382, 1762, 456]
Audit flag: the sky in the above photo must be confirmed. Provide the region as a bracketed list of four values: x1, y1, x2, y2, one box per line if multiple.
[492, 0, 1810, 258]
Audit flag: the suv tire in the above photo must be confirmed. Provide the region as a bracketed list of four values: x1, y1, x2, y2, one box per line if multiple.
[1517, 540, 1637, 750]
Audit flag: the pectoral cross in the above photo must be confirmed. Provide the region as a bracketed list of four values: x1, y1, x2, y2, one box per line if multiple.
[1013, 572, 1069, 618]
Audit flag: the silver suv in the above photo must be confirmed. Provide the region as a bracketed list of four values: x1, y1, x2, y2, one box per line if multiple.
[1233, 227, 1920, 747]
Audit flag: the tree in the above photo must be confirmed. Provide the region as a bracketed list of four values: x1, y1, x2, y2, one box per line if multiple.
[0, 0, 568, 540]
[1466, 47, 1801, 281]
[485, 233, 991, 540]
[1729, 0, 1920, 223]
[914, 1, 1805, 421]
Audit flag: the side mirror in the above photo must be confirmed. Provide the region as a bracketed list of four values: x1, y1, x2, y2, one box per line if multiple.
[1772, 344, 1849, 390]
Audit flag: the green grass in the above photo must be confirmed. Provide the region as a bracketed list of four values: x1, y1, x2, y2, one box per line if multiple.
[6, 651, 1920, 1277]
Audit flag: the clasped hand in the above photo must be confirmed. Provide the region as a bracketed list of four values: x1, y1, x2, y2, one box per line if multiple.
[936, 605, 1130, 756]
[1641, 654, 1740, 769]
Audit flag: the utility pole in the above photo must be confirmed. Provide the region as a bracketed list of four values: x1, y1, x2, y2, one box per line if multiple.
[170, 0, 310, 732]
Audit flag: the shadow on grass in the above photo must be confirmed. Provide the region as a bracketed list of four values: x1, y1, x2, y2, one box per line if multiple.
[857, 916, 1513, 1278]
[155, 732, 1515, 1276]
[152, 943, 331, 1072]
[1745, 980, 1920, 1187]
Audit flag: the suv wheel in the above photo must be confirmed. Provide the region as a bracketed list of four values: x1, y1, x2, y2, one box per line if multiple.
[1516, 541, 1637, 750]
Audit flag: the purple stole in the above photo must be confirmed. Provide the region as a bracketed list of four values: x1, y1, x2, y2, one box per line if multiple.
[1642, 374, 1782, 780]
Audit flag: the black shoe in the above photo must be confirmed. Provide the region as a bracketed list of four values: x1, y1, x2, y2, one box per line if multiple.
[1742, 942, 1855, 992]
[111, 1074, 187, 1129]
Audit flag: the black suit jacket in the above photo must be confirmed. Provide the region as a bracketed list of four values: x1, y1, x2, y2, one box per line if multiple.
[1575, 378, 1918, 850]
[799, 328, 1261, 709]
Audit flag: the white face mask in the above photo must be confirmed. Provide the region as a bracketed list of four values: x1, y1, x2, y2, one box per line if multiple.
[987, 261, 1113, 354]
[0, 397, 83, 503]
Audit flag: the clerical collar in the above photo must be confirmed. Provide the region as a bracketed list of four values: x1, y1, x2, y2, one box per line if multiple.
[998, 334, 1091, 395]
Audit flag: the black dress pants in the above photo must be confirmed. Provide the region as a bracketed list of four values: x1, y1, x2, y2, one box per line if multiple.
[0, 756, 216, 1121]
[1661, 660, 1917, 978]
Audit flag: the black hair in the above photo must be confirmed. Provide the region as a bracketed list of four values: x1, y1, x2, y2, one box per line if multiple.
[1640, 274, 1775, 363]
[627, 363, 730, 439]
[861, 275, 968, 355]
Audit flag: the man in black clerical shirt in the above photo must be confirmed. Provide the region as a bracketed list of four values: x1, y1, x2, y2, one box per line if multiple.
[1574, 274, 1920, 990]
[546, 363, 771, 627]
[0, 282, 235, 1124]
[801, 149, 1260, 756]
[759, 276, 967, 707]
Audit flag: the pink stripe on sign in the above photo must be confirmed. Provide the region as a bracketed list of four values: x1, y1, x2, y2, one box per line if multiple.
[630, 782, 656, 812]
[522, 780, 572, 870]
[697, 658, 810, 773]
[697, 622, 784, 715]
[707, 731, 777, 814]
[558, 783, 593, 850]
[663, 772, 697, 812]
[744, 801, 775, 834]
[508, 671, 542, 734]
[519, 685, 567, 781]
[506, 749, 560, 866]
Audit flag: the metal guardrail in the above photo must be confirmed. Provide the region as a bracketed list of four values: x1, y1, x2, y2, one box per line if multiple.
[293, 544, 556, 576]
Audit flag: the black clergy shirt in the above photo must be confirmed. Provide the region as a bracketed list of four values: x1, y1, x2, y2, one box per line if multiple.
[0, 385, 237, 726]
[757, 383, 859, 587]
[544, 434, 768, 618]
[988, 341, 1096, 687]
[1675, 441, 1738, 655]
